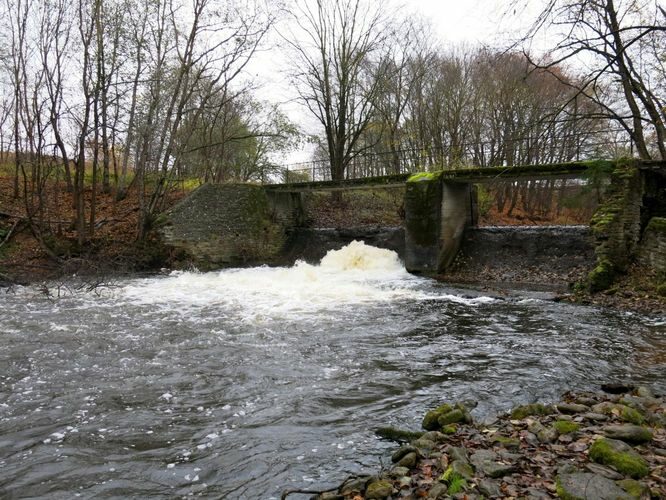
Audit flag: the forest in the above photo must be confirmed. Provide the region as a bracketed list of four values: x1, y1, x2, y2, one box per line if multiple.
[0, 0, 664, 264]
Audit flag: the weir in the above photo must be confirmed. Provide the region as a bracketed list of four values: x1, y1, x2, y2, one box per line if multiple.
[158, 159, 666, 287]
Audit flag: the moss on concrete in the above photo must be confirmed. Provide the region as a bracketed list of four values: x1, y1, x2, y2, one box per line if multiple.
[407, 171, 442, 183]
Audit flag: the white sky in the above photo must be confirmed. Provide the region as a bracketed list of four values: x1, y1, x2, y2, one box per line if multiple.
[246, 0, 548, 164]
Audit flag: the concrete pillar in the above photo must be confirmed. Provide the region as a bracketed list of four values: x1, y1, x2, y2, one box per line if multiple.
[404, 173, 473, 274]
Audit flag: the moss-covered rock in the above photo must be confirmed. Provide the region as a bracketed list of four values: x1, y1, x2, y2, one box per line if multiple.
[617, 478, 650, 499]
[491, 435, 521, 449]
[556, 473, 631, 500]
[375, 427, 423, 443]
[510, 403, 552, 420]
[365, 479, 394, 499]
[602, 424, 653, 444]
[587, 259, 617, 293]
[422, 404, 453, 431]
[437, 409, 465, 426]
[553, 420, 580, 435]
[589, 438, 649, 479]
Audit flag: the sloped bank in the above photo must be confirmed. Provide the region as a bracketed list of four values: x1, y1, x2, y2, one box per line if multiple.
[292, 387, 664, 499]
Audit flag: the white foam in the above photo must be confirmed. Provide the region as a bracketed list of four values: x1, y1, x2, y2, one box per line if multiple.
[113, 241, 494, 319]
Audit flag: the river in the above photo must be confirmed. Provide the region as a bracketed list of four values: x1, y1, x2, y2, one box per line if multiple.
[0, 241, 664, 498]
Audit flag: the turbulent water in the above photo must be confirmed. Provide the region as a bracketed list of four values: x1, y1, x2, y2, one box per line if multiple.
[0, 241, 664, 499]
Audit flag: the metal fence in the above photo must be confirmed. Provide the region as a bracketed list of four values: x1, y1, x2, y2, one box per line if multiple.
[267, 128, 635, 184]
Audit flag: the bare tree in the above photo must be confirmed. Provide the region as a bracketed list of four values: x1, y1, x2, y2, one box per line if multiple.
[284, 0, 391, 182]
[516, 0, 666, 159]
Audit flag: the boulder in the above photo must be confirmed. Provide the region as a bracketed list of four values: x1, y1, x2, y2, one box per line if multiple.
[602, 424, 653, 444]
[365, 480, 394, 499]
[557, 473, 631, 499]
[588, 438, 649, 479]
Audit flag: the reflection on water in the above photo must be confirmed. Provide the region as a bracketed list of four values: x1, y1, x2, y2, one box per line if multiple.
[0, 241, 664, 498]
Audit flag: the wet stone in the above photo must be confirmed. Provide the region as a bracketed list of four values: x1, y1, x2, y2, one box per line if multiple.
[341, 476, 371, 494]
[392, 445, 417, 463]
[421, 431, 447, 443]
[557, 473, 631, 500]
[398, 476, 412, 488]
[396, 451, 417, 469]
[438, 409, 465, 426]
[537, 427, 559, 444]
[602, 424, 653, 444]
[412, 437, 437, 451]
[450, 460, 474, 479]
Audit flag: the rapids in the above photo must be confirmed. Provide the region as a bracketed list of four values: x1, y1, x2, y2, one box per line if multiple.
[0, 241, 664, 498]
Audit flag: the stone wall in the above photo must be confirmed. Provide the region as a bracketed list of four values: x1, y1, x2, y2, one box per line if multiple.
[158, 184, 301, 269]
[637, 218, 666, 274]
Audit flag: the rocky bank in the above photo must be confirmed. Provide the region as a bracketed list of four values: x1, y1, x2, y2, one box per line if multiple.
[288, 386, 665, 499]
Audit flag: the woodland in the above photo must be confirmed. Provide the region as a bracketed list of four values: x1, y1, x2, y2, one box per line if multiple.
[0, 0, 664, 273]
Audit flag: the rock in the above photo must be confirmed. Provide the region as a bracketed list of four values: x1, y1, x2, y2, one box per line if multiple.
[557, 403, 590, 414]
[437, 409, 466, 426]
[510, 403, 552, 420]
[365, 480, 394, 499]
[537, 427, 559, 444]
[470, 449, 497, 466]
[477, 478, 502, 497]
[441, 424, 457, 434]
[588, 438, 649, 479]
[422, 404, 453, 430]
[412, 437, 437, 452]
[526, 488, 551, 499]
[375, 426, 424, 443]
[428, 482, 448, 499]
[575, 396, 599, 407]
[556, 473, 631, 499]
[470, 449, 515, 478]
[602, 424, 653, 444]
[585, 462, 624, 480]
[397, 476, 412, 488]
[318, 492, 344, 500]
[553, 420, 580, 434]
[620, 395, 660, 412]
[397, 451, 418, 469]
[341, 476, 371, 494]
[391, 444, 417, 463]
[634, 386, 654, 398]
[482, 461, 517, 478]
[448, 459, 473, 480]
[557, 463, 579, 475]
[582, 412, 609, 422]
[601, 383, 635, 394]
[491, 435, 520, 449]
[389, 466, 410, 478]
[524, 431, 539, 447]
[591, 402, 645, 425]
[421, 431, 447, 443]
[447, 446, 469, 464]
[617, 478, 650, 499]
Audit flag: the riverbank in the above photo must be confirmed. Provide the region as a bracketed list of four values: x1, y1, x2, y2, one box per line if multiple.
[293, 386, 665, 499]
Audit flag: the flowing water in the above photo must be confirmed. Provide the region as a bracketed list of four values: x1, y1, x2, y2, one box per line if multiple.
[0, 241, 664, 499]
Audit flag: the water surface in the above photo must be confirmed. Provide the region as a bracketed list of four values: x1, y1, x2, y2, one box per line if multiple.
[1, 241, 664, 498]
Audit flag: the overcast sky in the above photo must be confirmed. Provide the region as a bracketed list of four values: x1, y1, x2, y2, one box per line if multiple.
[247, 0, 546, 164]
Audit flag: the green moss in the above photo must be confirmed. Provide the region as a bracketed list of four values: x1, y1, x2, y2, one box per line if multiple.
[617, 478, 650, 498]
[439, 467, 467, 495]
[620, 406, 644, 425]
[587, 259, 616, 293]
[656, 283, 666, 297]
[422, 404, 453, 431]
[553, 420, 580, 434]
[646, 217, 666, 233]
[589, 438, 649, 479]
[438, 409, 466, 426]
[407, 171, 442, 183]
[442, 424, 457, 434]
[510, 403, 552, 420]
[492, 435, 521, 449]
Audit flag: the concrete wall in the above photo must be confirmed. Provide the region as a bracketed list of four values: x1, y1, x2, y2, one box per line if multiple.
[637, 218, 666, 274]
[404, 174, 475, 274]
